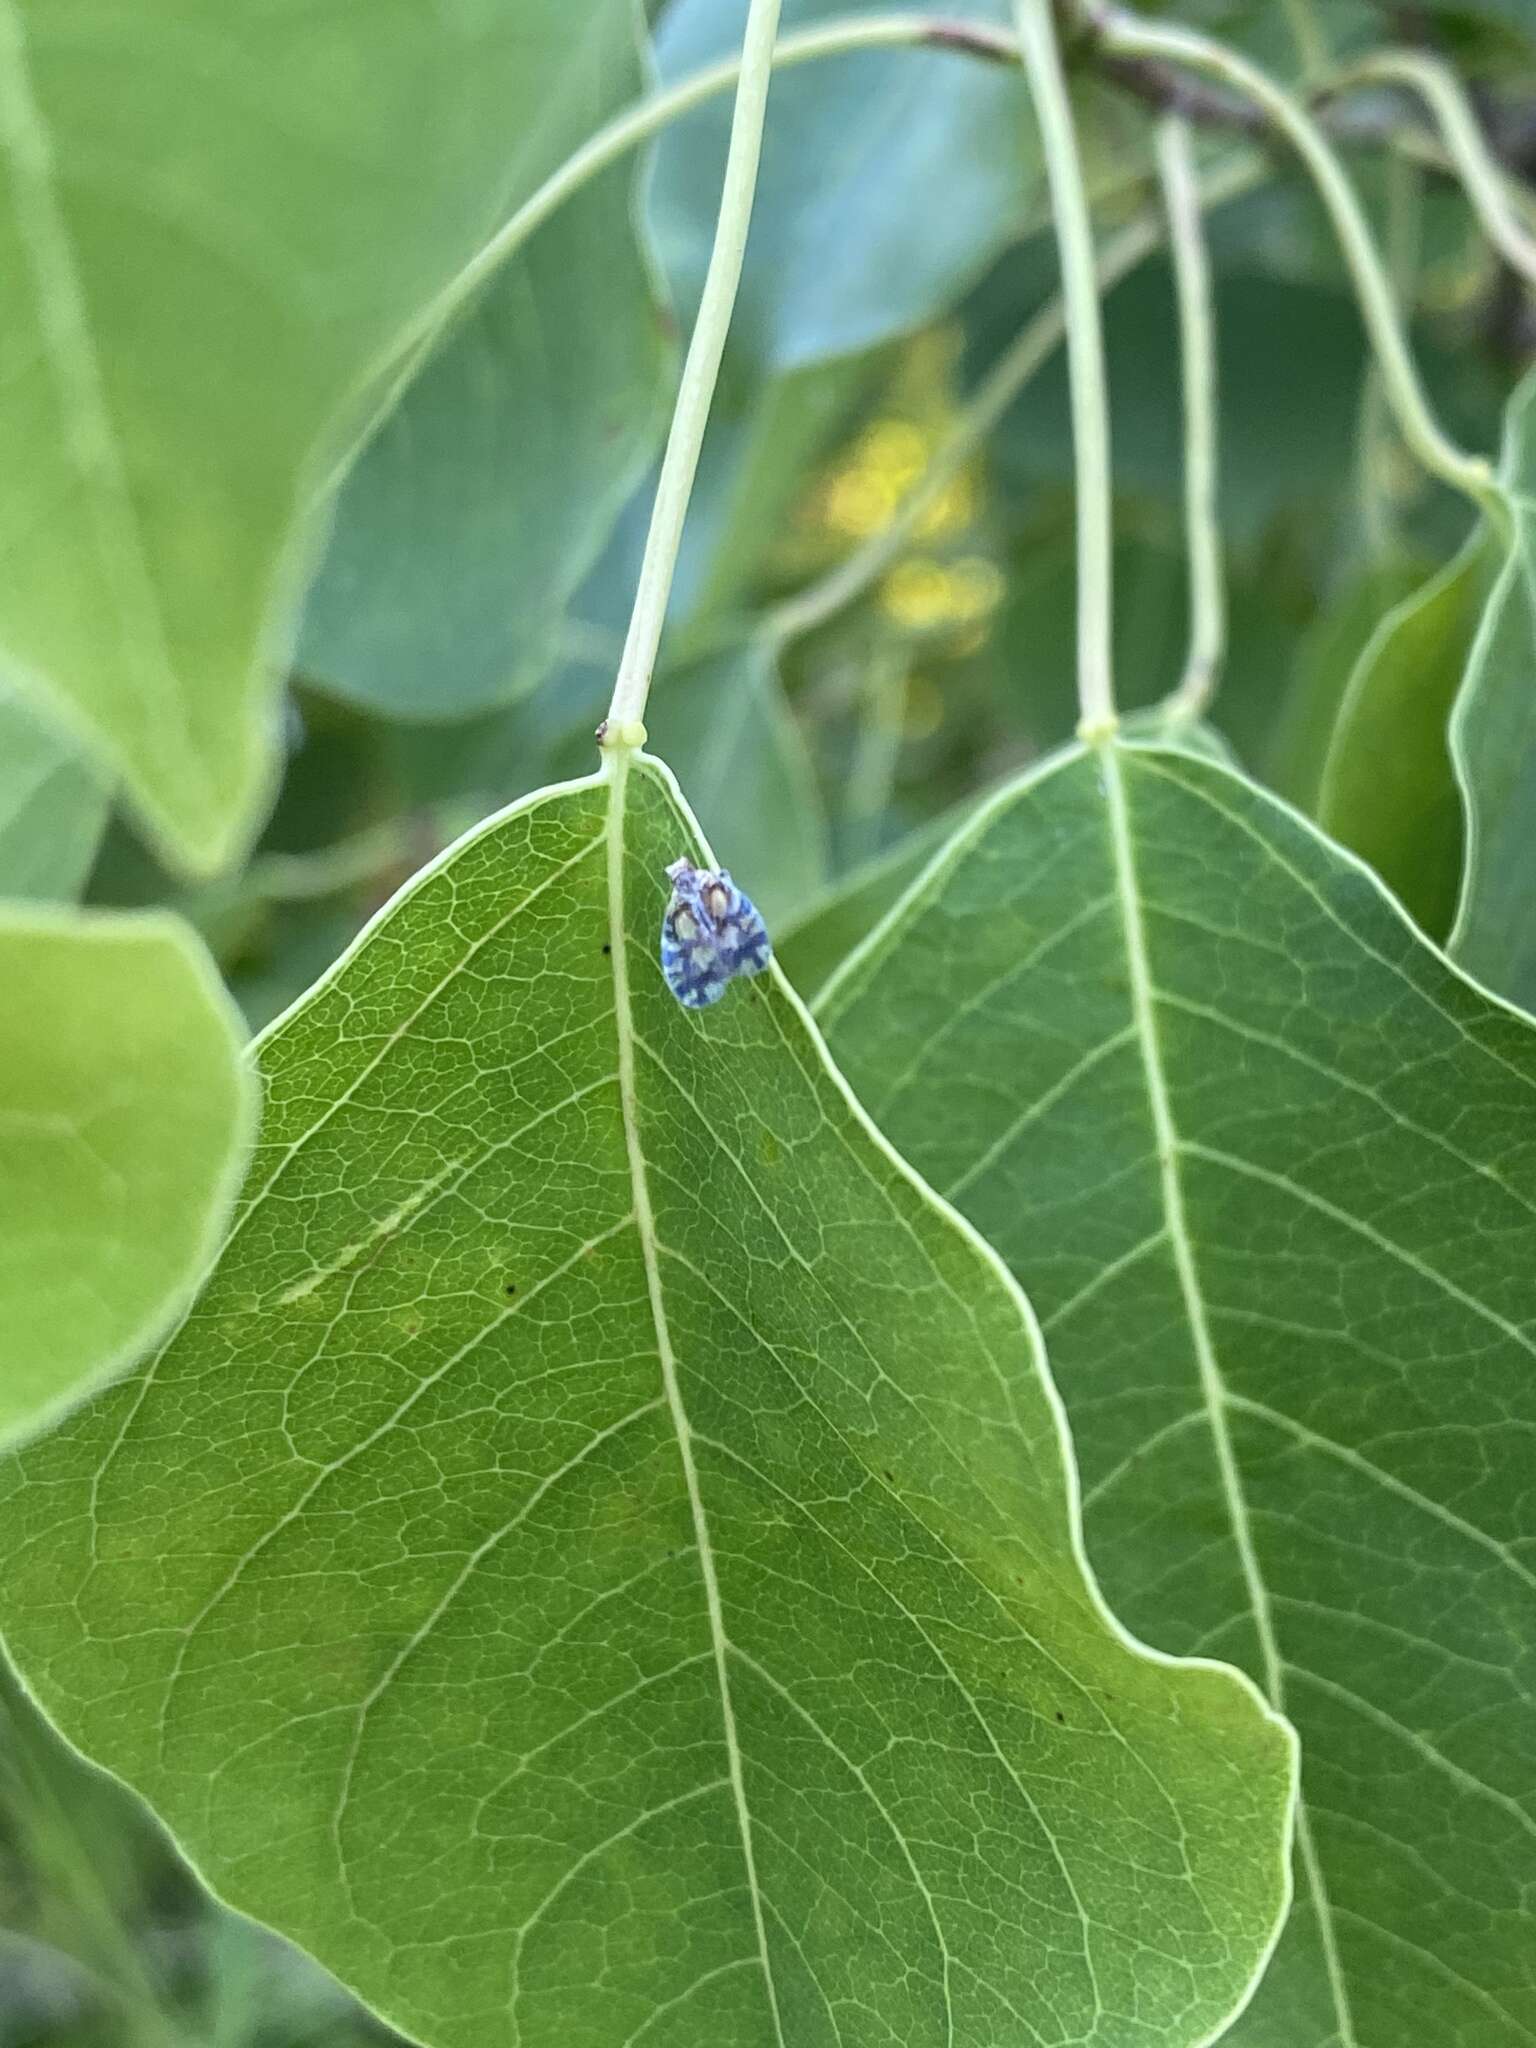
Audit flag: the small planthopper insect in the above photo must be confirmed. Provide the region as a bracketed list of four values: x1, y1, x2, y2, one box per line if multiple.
[659, 858, 771, 1009]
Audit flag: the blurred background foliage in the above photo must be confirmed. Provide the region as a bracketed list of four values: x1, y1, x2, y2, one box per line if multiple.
[5, 0, 1534, 2037]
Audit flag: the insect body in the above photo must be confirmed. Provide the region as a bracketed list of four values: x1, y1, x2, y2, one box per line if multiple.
[659, 858, 771, 1008]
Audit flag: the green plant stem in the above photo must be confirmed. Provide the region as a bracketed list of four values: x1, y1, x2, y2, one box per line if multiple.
[1085, 4, 1502, 526]
[1333, 48, 1536, 286]
[1157, 116, 1225, 725]
[1014, 0, 1117, 737]
[405, 14, 1015, 378]
[767, 149, 1262, 646]
[1355, 147, 1422, 559]
[605, 0, 784, 741]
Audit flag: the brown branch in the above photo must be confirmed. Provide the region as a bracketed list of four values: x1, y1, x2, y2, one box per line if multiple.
[1091, 48, 1268, 133]
[922, 20, 1018, 66]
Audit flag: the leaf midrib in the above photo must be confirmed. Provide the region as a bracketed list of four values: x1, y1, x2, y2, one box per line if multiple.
[1099, 742, 1356, 2048]
[602, 749, 787, 2047]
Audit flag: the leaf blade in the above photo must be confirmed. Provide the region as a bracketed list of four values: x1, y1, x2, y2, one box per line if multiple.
[1314, 538, 1492, 942]
[0, 684, 107, 900]
[651, 0, 1038, 375]
[818, 741, 1536, 2046]
[0, 754, 1294, 2048]
[299, 15, 673, 722]
[1449, 369, 1536, 1013]
[0, 905, 254, 1445]
[0, 0, 648, 870]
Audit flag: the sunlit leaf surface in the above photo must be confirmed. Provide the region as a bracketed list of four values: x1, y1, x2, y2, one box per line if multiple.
[0, 0, 644, 869]
[0, 686, 106, 900]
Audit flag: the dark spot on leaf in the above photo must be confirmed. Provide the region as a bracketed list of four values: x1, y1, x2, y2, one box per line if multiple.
[601, 943, 611, 955]
[503, 1282, 518, 1298]
[1055, 1710, 1065, 1724]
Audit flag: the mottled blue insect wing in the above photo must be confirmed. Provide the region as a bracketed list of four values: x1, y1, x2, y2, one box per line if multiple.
[718, 890, 771, 979]
[660, 902, 727, 1007]
[659, 859, 771, 1010]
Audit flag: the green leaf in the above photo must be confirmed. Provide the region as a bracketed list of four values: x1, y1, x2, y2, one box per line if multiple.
[1115, 712, 1238, 767]
[1413, 0, 1536, 48]
[776, 717, 1233, 1012]
[0, 1, 644, 872]
[530, 638, 829, 930]
[817, 740, 1536, 2047]
[0, 906, 252, 1446]
[1314, 531, 1495, 939]
[0, 753, 1294, 2048]
[651, 0, 1037, 374]
[675, 351, 881, 625]
[0, 686, 107, 900]
[777, 799, 980, 1003]
[299, 18, 672, 721]
[1266, 556, 1433, 813]
[644, 638, 828, 928]
[1449, 371, 1536, 1013]
[980, 264, 1373, 547]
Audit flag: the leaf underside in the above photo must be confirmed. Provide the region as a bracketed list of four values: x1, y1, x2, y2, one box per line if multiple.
[299, 6, 671, 725]
[0, 0, 645, 872]
[818, 741, 1536, 2048]
[0, 908, 252, 1446]
[1315, 537, 1491, 946]
[0, 754, 1291, 2048]
[652, 0, 1038, 376]
[0, 685, 106, 900]
[1449, 368, 1536, 1016]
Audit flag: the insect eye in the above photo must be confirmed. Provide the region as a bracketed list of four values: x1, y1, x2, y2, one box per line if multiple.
[705, 883, 730, 921]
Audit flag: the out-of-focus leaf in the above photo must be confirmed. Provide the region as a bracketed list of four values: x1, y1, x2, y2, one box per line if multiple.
[1266, 556, 1433, 811]
[674, 352, 881, 625]
[1315, 529, 1496, 938]
[0, 688, 107, 901]
[300, 15, 672, 722]
[989, 522, 1181, 746]
[645, 637, 828, 927]
[982, 265, 1371, 546]
[819, 739, 1536, 2048]
[1450, 372, 1536, 1012]
[0, 908, 252, 1446]
[1414, 0, 1536, 49]
[0, 753, 1294, 2048]
[985, 513, 1309, 768]
[776, 797, 978, 1001]
[0, 0, 649, 872]
[651, 0, 1038, 374]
